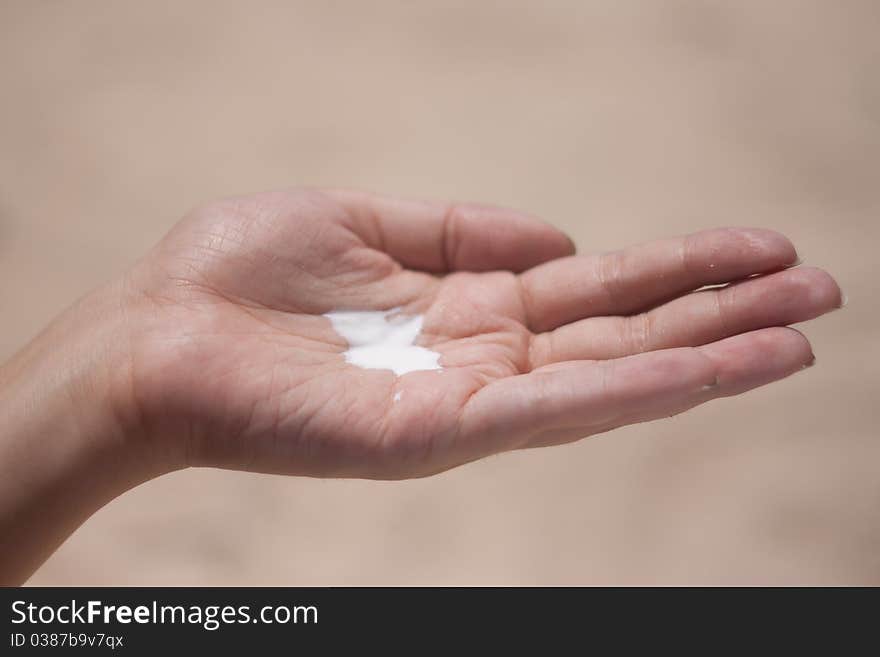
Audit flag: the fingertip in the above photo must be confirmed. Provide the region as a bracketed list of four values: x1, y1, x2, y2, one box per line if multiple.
[699, 327, 814, 395]
[731, 227, 798, 265]
[560, 231, 578, 257]
[790, 266, 844, 310]
[752, 325, 814, 362]
[454, 204, 576, 272]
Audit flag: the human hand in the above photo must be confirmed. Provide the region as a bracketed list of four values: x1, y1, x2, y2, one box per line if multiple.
[0, 188, 843, 582]
[112, 189, 841, 478]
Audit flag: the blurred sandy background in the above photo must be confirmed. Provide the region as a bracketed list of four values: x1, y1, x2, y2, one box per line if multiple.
[1, 1, 878, 585]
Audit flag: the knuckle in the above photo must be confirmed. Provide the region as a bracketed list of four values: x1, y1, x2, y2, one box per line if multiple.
[596, 250, 626, 304]
[625, 313, 652, 354]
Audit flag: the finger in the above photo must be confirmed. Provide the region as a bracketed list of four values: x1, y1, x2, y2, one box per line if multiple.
[459, 327, 813, 455]
[325, 188, 575, 273]
[531, 266, 842, 365]
[519, 227, 798, 331]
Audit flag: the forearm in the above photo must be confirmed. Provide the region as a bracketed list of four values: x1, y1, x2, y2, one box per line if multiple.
[0, 284, 163, 584]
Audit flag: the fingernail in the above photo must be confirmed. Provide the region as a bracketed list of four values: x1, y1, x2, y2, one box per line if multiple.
[801, 354, 816, 370]
[789, 255, 804, 267]
[839, 292, 848, 309]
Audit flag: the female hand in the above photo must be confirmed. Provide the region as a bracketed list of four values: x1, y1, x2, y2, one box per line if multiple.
[0, 188, 842, 581]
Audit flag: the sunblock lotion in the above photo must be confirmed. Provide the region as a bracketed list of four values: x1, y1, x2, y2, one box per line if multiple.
[324, 309, 442, 376]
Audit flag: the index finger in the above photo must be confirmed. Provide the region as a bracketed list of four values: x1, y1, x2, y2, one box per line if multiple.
[519, 227, 799, 332]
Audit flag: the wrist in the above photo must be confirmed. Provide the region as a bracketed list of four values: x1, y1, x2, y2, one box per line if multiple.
[0, 280, 174, 583]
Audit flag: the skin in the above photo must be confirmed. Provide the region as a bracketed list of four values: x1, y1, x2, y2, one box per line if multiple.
[0, 189, 843, 584]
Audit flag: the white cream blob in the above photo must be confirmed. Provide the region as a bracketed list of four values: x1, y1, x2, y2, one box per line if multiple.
[324, 309, 442, 376]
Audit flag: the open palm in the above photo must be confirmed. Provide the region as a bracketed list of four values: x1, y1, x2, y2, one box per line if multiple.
[124, 189, 841, 479]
